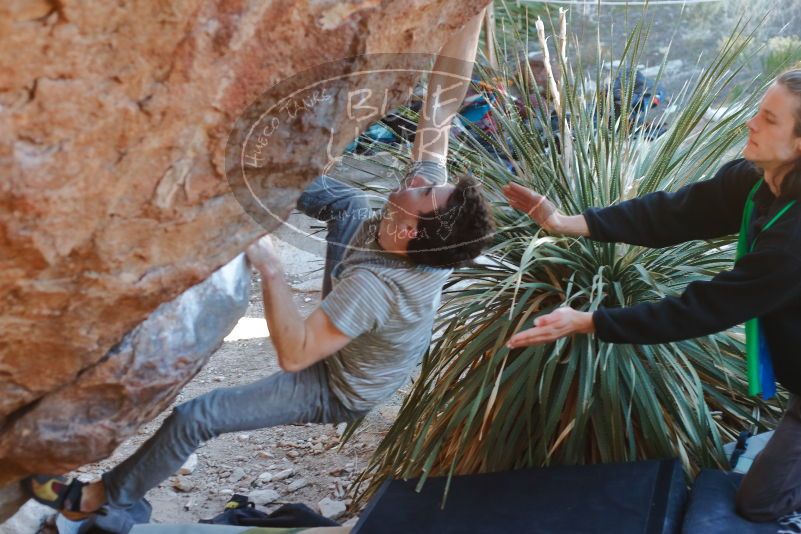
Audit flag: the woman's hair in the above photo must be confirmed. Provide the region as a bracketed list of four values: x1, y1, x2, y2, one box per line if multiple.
[776, 68, 801, 197]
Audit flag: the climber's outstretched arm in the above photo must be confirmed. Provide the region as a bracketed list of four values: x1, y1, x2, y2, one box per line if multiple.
[410, 9, 485, 165]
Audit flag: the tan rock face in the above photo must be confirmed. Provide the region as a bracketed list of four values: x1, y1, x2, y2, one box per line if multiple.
[0, 0, 489, 516]
[0, 253, 251, 483]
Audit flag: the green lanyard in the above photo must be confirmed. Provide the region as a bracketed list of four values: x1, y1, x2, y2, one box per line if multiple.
[737, 181, 796, 254]
[736, 180, 796, 396]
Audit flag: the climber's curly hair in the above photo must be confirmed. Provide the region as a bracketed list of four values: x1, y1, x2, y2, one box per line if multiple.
[406, 175, 495, 268]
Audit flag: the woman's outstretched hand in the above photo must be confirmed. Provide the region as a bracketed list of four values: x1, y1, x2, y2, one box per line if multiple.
[503, 182, 560, 232]
[503, 183, 591, 237]
[507, 307, 595, 348]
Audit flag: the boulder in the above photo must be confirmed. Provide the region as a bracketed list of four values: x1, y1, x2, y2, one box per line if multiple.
[0, 0, 489, 522]
[0, 254, 250, 480]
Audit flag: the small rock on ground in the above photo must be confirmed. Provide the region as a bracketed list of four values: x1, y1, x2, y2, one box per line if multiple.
[317, 497, 346, 520]
[172, 476, 195, 492]
[273, 468, 294, 481]
[249, 489, 281, 505]
[178, 453, 198, 475]
[287, 478, 309, 492]
[229, 467, 246, 482]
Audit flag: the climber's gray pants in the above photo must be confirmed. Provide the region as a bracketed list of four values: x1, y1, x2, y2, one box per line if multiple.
[103, 361, 364, 508]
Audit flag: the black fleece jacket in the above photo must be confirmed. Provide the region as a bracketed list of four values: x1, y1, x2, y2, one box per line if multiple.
[584, 159, 801, 395]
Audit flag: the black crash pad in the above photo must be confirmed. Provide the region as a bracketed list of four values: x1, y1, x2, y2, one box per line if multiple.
[354, 458, 686, 534]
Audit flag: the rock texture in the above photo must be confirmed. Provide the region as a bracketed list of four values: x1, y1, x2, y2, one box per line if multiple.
[0, 0, 489, 521]
[0, 253, 249, 479]
[0, 499, 53, 534]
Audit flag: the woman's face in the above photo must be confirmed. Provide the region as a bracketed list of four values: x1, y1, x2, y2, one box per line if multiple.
[744, 83, 801, 170]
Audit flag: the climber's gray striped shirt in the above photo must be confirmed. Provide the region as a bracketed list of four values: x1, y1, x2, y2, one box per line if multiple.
[320, 217, 452, 412]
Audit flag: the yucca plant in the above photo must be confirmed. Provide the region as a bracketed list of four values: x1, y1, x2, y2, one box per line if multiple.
[353, 8, 787, 504]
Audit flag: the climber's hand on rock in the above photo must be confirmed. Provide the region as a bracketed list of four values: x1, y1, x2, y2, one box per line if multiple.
[246, 235, 282, 277]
